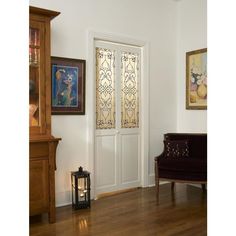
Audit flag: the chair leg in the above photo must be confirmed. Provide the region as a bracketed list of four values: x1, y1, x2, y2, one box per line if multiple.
[171, 182, 175, 191]
[201, 184, 206, 192]
[155, 162, 159, 203]
[156, 177, 159, 203]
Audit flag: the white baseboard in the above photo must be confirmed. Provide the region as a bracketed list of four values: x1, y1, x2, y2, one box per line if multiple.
[148, 173, 169, 187]
[56, 202, 71, 207]
[188, 183, 201, 188]
[188, 183, 207, 189]
[56, 190, 71, 207]
[148, 173, 155, 186]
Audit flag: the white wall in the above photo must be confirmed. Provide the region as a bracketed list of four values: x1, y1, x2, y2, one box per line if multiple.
[176, 0, 207, 132]
[29, 0, 178, 206]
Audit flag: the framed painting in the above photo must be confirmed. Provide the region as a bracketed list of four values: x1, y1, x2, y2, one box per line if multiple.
[51, 57, 86, 115]
[186, 48, 207, 110]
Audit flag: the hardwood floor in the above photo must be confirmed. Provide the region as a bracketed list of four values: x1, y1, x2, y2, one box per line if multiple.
[30, 184, 207, 236]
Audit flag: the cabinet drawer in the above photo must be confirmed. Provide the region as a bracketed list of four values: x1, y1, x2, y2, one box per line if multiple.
[30, 142, 49, 158]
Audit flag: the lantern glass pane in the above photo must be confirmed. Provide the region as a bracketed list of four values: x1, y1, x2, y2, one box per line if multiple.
[71, 175, 75, 187]
[79, 191, 85, 201]
[72, 187, 75, 204]
[78, 178, 84, 190]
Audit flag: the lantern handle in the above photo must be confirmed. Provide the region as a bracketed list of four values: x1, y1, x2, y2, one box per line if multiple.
[78, 166, 83, 172]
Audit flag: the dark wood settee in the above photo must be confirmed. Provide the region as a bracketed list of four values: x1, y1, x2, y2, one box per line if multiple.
[155, 133, 207, 201]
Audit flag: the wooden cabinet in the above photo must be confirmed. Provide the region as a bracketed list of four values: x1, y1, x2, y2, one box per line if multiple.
[29, 6, 61, 223]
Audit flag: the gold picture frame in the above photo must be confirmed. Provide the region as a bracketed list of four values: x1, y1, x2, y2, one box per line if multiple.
[186, 48, 207, 110]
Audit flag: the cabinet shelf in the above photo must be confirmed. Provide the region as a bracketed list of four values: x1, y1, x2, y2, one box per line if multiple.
[29, 63, 39, 67]
[29, 45, 40, 49]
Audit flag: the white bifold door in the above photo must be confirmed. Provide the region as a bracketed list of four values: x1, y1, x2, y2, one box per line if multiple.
[95, 40, 141, 197]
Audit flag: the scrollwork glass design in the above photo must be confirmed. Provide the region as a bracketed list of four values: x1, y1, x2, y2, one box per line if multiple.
[121, 52, 139, 128]
[96, 48, 116, 129]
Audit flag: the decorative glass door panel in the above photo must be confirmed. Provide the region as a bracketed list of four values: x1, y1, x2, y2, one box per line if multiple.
[121, 52, 139, 128]
[96, 48, 116, 129]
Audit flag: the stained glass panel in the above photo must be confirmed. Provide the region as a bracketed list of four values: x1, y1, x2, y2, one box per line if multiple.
[96, 48, 116, 129]
[121, 52, 139, 128]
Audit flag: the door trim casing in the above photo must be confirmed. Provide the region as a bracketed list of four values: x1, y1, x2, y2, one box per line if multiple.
[87, 31, 149, 199]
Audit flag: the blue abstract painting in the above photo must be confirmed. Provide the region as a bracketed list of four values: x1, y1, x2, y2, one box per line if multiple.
[52, 65, 79, 107]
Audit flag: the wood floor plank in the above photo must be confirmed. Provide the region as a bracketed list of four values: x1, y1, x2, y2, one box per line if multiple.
[30, 184, 207, 236]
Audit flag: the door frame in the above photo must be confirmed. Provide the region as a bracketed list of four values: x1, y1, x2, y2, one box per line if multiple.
[87, 31, 149, 199]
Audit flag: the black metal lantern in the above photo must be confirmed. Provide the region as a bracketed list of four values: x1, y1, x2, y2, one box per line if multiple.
[71, 166, 91, 209]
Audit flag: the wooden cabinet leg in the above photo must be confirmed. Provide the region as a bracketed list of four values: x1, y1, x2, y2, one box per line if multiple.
[49, 210, 55, 223]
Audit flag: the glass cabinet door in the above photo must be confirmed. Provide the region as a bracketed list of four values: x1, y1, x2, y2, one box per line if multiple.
[29, 27, 40, 126]
[29, 21, 45, 135]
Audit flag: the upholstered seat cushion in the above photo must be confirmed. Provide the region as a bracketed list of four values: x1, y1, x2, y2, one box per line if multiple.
[158, 157, 207, 173]
[158, 169, 207, 181]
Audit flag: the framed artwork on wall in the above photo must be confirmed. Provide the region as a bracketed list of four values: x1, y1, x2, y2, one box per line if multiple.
[186, 48, 207, 110]
[51, 57, 86, 115]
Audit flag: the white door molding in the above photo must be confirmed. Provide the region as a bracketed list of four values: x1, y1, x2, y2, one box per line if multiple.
[87, 31, 149, 199]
